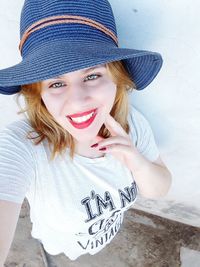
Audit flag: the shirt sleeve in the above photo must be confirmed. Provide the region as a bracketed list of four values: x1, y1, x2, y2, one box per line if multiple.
[128, 104, 160, 162]
[0, 121, 35, 204]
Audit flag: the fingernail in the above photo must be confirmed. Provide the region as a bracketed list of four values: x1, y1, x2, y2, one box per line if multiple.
[90, 143, 98, 148]
[99, 147, 107, 151]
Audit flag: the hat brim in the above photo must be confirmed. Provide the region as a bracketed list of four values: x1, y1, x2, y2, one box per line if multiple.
[0, 40, 163, 95]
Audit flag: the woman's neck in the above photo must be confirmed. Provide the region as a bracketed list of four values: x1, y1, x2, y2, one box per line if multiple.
[74, 136, 105, 158]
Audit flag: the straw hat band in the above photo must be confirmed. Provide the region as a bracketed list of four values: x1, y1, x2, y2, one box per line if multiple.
[19, 15, 118, 54]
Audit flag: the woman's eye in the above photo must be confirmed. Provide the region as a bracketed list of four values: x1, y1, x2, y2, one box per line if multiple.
[85, 74, 101, 81]
[49, 82, 65, 89]
[49, 74, 101, 89]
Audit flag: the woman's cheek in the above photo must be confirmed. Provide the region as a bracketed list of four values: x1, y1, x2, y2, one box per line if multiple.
[42, 94, 63, 116]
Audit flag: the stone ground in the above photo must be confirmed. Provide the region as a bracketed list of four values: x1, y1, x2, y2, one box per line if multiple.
[4, 198, 200, 267]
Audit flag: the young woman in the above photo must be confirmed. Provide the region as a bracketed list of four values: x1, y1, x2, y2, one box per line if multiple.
[0, 0, 172, 263]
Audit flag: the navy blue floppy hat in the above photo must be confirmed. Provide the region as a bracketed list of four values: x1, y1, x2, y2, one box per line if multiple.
[0, 0, 163, 95]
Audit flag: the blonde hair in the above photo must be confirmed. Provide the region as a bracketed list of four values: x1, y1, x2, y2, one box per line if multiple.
[15, 60, 136, 161]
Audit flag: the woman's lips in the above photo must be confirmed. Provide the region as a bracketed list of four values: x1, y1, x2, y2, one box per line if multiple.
[67, 108, 97, 118]
[67, 109, 98, 129]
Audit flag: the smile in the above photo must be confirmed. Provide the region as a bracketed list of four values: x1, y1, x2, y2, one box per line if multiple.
[66, 109, 98, 129]
[70, 110, 95, 123]
[68, 108, 97, 118]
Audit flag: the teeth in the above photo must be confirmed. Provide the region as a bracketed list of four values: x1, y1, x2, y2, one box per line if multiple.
[71, 111, 95, 123]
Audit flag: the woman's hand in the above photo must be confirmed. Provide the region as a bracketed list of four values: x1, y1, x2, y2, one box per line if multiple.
[91, 113, 172, 198]
[91, 113, 145, 171]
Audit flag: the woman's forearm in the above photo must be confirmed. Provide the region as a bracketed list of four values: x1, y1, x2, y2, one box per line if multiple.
[129, 151, 172, 199]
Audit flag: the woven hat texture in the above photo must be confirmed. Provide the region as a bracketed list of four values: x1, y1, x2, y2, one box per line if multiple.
[0, 0, 163, 95]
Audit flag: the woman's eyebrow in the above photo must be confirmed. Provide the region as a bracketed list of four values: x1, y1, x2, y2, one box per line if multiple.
[47, 64, 105, 81]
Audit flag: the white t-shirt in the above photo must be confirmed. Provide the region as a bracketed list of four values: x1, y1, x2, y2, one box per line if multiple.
[0, 104, 159, 260]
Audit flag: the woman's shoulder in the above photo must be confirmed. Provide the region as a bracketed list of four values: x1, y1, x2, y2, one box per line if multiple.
[0, 117, 35, 145]
[127, 103, 155, 142]
[127, 104, 152, 135]
[0, 118, 36, 204]
[2, 117, 32, 129]
[1, 117, 32, 130]
[128, 104, 149, 123]
[127, 103, 160, 162]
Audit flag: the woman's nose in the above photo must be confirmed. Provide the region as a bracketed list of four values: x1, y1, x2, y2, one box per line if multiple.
[66, 84, 91, 103]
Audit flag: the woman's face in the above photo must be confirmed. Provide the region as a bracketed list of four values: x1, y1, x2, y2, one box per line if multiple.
[40, 64, 117, 143]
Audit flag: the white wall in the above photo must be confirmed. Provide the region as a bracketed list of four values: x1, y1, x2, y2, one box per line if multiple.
[0, 0, 200, 227]
[110, 0, 200, 227]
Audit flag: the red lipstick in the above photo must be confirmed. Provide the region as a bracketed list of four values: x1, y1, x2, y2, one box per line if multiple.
[67, 108, 97, 118]
[66, 109, 98, 129]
